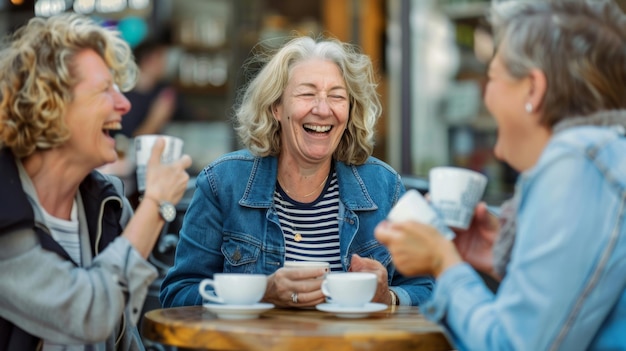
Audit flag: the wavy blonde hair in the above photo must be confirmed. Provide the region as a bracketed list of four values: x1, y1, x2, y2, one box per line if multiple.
[234, 35, 382, 165]
[0, 13, 137, 158]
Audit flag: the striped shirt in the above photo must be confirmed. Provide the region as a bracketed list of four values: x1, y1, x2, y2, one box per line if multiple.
[275, 172, 342, 271]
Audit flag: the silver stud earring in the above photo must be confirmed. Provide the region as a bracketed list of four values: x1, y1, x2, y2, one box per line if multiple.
[525, 102, 533, 113]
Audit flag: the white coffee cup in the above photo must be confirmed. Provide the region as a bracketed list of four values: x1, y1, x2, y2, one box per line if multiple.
[429, 167, 488, 230]
[321, 272, 377, 307]
[198, 273, 267, 305]
[134, 134, 184, 193]
[387, 189, 456, 240]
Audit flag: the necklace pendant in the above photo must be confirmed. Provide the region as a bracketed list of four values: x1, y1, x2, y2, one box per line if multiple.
[294, 233, 302, 242]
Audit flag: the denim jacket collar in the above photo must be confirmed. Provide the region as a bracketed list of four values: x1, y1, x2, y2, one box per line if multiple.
[238, 154, 378, 211]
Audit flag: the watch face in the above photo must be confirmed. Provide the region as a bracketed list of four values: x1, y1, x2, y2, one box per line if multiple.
[160, 202, 177, 223]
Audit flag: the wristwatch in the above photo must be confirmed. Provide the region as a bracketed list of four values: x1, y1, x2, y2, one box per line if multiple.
[158, 201, 177, 223]
[143, 195, 176, 223]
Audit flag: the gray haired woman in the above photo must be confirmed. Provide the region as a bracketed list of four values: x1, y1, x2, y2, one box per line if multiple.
[161, 36, 435, 309]
[376, 1, 626, 350]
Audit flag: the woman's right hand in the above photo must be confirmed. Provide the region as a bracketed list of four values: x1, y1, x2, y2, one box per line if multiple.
[123, 138, 192, 258]
[452, 202, 500, 279]
[143, 137, 192, 206]
[263, 267, 327, 308]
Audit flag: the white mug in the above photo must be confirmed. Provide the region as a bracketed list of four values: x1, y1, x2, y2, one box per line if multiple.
[429, 167, 488, 230]
[321, 272, 377, 307]
[198, 273, 267, 305]
[387, 189, 456, 240]
[134, 134, 184, 193]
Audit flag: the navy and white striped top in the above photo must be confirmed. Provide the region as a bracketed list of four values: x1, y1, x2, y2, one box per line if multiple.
[274, 172, 342, 271]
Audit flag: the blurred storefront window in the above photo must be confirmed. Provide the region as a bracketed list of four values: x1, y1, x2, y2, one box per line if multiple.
[1, 0, 516, 203]
[387, 0, 516, 205]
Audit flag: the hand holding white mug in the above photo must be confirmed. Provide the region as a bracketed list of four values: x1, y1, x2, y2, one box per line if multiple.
[141, 136, 191, 207]
[387, 189, 456, 240]
[348, 254, 392, 305]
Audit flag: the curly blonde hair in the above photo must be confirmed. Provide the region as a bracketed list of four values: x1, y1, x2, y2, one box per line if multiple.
[0, 13, 137, 158]
[234, 35, 382, 165]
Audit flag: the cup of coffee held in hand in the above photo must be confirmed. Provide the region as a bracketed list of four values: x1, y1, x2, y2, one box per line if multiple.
[198, 273, 267, 305]
[321, 272, 377, 307]
[134, 134, 184, 193]
[428, 167, 488, 230]
[387, 189, 456, 240]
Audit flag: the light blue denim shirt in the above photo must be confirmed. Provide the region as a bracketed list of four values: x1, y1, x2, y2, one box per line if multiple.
[160, 149, 435, 307]
[424, 111, 626, 350]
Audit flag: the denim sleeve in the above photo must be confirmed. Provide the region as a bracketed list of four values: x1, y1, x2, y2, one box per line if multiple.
[389, 270, 435, 306]
[160, 168, 224, 307]
[423, 152, 625, 350]
[370, 170, 435, 306]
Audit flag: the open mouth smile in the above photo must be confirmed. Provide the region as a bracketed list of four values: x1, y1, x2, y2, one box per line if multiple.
[304, 124, 332, 134]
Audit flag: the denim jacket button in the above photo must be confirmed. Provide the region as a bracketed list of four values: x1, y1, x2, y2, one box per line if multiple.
[232, 248, 242, 262]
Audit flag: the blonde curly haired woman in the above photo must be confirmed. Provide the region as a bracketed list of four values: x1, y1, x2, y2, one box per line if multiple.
[0, 13, 191, 351]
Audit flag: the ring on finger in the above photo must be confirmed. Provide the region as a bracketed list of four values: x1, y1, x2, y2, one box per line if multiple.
[291, 292, 298, 304]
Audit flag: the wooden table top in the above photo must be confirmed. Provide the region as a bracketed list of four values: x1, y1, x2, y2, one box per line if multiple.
[141, 305, 453, 351]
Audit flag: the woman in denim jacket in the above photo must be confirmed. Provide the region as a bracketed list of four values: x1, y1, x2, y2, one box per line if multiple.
[160, 36, 434, 308]
[376, 1, 626, 350]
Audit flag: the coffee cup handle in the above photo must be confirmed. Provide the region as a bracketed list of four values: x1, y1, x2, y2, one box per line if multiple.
[320, 280, 335, 304]
[199, 279, 224, 303]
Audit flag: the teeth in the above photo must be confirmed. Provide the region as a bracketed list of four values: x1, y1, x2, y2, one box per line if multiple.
[103, 121, 122, 130]
[304, 124, 331, 133]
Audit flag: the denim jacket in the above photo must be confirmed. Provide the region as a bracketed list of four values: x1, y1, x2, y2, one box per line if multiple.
[424, 110, 626, 350]
[160, 149, 435, 307]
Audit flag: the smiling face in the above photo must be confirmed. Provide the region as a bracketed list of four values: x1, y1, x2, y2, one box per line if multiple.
[62, 49, 131, 169]
[484, 50, 547, 172]
[273, 58, 349, 166]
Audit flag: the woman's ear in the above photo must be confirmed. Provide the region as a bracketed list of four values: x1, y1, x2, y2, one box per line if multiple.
[527, 68, 547, 114]
[271, 103, 281, 121]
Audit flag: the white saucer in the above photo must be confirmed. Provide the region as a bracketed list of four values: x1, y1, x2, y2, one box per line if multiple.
[203, 302, 274, 320]
[316, 302, 387, 318]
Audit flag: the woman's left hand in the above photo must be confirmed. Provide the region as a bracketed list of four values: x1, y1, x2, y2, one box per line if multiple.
[348, 254, 392, 305]
[375, 220, 462, 278]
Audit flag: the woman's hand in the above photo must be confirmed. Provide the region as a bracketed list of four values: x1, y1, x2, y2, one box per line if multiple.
[452, 202, 500, 279]
[349, 254, 391, 305]
[143, 137, 192, 206]
[375, 220, 462, 278]
[263, 267, 327, 308]
[123, 139, 192, 258]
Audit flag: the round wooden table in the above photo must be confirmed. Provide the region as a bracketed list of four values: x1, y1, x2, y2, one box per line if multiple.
[141, 305, 453, 351]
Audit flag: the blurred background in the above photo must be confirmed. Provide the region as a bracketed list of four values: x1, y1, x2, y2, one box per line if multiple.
[4, 0, 604, 205]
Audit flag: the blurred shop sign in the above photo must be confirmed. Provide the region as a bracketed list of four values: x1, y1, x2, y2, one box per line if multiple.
[34, 0, 149, 17]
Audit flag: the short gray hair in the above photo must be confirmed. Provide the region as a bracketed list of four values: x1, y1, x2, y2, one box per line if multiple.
[489, 0, 626, 127]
